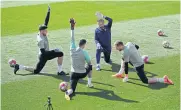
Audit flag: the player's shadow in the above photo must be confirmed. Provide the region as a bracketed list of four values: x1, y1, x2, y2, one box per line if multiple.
[16, 72, 114, 87]
[127, 81, 169, 90]
[101, 63, 135, 73]
[126, 70, 169, 90]
[76, 87, 139, 103]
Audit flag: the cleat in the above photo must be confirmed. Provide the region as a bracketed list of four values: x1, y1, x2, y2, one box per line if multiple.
[57, 71, 68, 76]
[164, 75, 174, 85]
[96, 65, 101, 71]
[112, 73, 124, 78]
[14, 64, 19, 74]
[123, 77, 129, 82]
[87, 84, 94, 88]
[65, 92, 71, 101]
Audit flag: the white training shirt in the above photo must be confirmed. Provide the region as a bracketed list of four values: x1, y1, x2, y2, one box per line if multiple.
[123, 42, 144, 68]
[37, 33, 49, 55]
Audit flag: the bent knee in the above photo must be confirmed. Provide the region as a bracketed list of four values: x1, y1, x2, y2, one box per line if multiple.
[57, 52, 64, 57]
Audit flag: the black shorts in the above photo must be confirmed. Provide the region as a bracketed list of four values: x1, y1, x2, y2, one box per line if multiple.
[135, 64, 148, 84]
[70, 65, 92, 80]
[70, 65, 92, 92]
[34, 51, 64, 74]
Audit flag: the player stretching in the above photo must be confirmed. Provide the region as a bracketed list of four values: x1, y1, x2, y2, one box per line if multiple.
[10, 5, 66, 75]
[94, 12, 113, 71]
[113, 41, 173, 85]
[65, 18, 93, 100]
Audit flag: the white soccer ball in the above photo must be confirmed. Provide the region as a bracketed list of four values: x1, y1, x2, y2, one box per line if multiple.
[142, 55, 149, 63]
[162, 41, 170, 48]
[157, 29, 164, 36]
[59, 82, 68, 92]
[8, 59, 16, 66]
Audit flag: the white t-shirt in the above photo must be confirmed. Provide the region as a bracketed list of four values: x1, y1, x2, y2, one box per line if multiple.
[123, 42, 143, 67]
[37, 34, 49, 55]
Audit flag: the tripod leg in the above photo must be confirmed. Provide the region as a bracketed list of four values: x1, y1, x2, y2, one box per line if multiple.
[50, 105, 53, 110]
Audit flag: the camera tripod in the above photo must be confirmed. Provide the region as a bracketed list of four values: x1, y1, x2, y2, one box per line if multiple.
[44, 96, 53, 110]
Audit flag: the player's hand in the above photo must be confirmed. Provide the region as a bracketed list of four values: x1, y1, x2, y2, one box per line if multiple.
[95, 11, 103, 19]
[48, 4, 50, 12]
[97, 43, 102, 49]
[70, 18, 76, 30]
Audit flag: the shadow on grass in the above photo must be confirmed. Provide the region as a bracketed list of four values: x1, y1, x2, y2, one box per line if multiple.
[16, 72, 115, 87]
[101, 63, 135, 73]
[127, 81, 169, 90]
[166, 47, 174, 49]
[146, 62, 155, 64]
[76, 87, 139, 103]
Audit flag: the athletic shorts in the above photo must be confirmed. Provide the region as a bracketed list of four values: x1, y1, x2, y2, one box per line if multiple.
[70, 65, 92, 80]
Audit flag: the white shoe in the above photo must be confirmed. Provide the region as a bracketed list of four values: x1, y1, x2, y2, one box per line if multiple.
[87, 83, 94, 88]
[123, 77, 129, 82]
[96, 65, 101, 71]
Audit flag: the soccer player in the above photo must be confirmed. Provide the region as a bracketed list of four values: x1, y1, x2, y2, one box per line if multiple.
[65, 18, 93, 100]
[94, 12, 113, 71]
[10, 5, 66, 75]
[112, 43, 140, 80]
[113, 41, 174, 85]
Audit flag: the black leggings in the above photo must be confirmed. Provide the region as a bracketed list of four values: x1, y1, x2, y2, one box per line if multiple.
[135, 64, 148, 84]
[34, 51, 63, 74]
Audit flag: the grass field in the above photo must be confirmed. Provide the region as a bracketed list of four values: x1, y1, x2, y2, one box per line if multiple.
[1, 1, 180, 110]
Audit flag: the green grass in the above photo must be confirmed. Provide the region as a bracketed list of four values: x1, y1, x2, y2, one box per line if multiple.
[2, 55, 180, 110]
[1, 1, 180, 110]
[1, 1, 180, 36]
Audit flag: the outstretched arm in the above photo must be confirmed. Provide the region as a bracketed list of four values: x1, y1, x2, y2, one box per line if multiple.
[70, 18, 76, 49]
[44, 5, 50, 26]
[104, 16, 113, 28]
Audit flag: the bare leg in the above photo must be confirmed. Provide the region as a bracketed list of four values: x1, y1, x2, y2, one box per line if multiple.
[57, 57, 63, 72]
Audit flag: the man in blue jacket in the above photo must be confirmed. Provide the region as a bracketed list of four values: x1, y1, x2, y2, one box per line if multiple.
[94, 12, 113, 71]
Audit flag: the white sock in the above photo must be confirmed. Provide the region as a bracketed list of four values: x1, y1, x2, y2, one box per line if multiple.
[58, 64, 62, 72]
[157, 78, 164, 83]
[66, 89, 73, 95]
[88, 78, 92, 85]
[19, 65, 26, 70]
[97, 64, 100, 67]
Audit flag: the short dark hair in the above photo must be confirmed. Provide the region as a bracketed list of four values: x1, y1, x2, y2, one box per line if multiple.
[114, 41, 123, 46]
[79, 39, 87, 46]
[39, 24, 48, 31]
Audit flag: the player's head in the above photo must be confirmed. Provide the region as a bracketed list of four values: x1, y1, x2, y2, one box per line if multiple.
[79, 39, 87, 49]
[97, 19, 104, 28]
[114, 41, 124, 51]
[39, 24, 48, 36]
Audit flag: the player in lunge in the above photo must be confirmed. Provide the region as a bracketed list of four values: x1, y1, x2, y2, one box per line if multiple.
[10, 5, 66, 75]
[113, 41, 173, 85]
[65, 18, 93, 100]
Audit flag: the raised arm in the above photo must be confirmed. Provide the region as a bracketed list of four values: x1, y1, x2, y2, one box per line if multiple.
[70, 18, 76, 49]
[104, 16, 113, 28]
[44, 5, 50, 26]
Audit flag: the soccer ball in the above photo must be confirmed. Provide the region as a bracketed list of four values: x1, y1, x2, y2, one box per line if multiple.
[142, 55, 149, 63]
[8, 59, 16, 66]
[162, 41, 170, 48]
[157, 29, 164, 36]
[59, 82, 68, 92]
